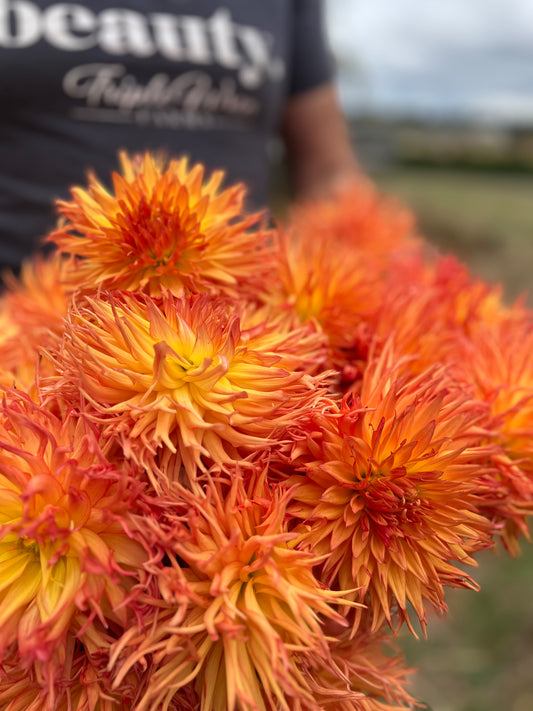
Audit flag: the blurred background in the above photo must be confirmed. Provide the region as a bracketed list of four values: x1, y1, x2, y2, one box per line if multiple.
[322, 2, 533, 710]
[324, 0, 533, 306]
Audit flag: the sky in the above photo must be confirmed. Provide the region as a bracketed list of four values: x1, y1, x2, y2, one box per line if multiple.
[325, 0, 533, 124]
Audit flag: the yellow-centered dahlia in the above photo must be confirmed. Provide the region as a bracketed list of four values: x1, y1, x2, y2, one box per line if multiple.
[112, 473, 350, 711]
[48, 152, 274, 298]
[259, 228, 382, 379]
[0, 389, 147, 668]
[276, 180, 423, 384]
[286, 343, 494, 635]
[52, 289, 326, 488]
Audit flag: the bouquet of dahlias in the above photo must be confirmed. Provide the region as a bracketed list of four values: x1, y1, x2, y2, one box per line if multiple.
[0, 153, 532, 711]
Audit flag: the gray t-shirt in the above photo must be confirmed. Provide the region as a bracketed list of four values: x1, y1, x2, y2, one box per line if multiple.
[0, 0, 333, 269]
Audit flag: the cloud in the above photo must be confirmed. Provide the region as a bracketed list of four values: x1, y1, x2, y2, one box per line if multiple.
[326, 0, 533, 121]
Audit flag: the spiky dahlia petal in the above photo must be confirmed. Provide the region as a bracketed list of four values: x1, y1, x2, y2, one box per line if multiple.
[286, 342, 494, 635]
[0, 389, 147, 667]
[50, 289, 327, 488]
[48, 152, 275, 298]
[0, 636, 151, 711]
[0, 253, 70, 391]
[453, 315, 533, 552]
[114, 473, 352, 711]
[287, 631, 416, 711]
[259, 228, 383, 378]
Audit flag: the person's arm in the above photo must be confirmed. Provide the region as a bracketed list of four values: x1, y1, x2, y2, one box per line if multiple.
[281, 0, 359, 201]
[281, 81, 359, 201]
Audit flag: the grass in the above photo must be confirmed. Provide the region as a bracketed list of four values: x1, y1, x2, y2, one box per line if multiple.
[371, 167, 533, 304]
[399, 546, 533, 711]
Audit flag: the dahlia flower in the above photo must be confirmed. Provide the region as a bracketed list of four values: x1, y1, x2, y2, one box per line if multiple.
[288, 177, 419, 258]
[346, 256, 522, 387]
[51, 289, 326, 488]
[274, 180, 425, 385]
[288, 631, 415, 711]
[258, 228, 382, 379]
[1, 151, 531, 710]
[285, 343, 494, 635]
[0, 389, 147, 672]
[453, 316, 533, 552]
[48, 152, 274, 298]
[0, 254, 70, 391]
[0, 637, 150, 711]
[112, 474, 351, 711]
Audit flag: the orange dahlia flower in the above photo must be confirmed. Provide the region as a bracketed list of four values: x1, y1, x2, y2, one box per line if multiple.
[0, 638, 150, 711]
[338, 256, 525, 392]
[258, 228, 383, 379]
[52, 289, 326, 488]
[112, 474, 350, 711]
[0, 389, 147, 669]
[0, 254, 70, 392]
[453, 316, 533, 553]
[288, 177, 419, 259]
[277, 179, 424, 384]
[286, 343, 494, 635]
[288, 631, 415, 711]
[48, 152, 275, 298]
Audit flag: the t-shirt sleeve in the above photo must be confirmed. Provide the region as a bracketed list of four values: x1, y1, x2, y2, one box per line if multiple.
[289, 0, 335, 96]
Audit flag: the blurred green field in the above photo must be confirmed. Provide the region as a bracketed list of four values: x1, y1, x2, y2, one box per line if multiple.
[398, 545, 533, 711]
[372, 167, 533, 304]
[370, 167, 533, 711]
